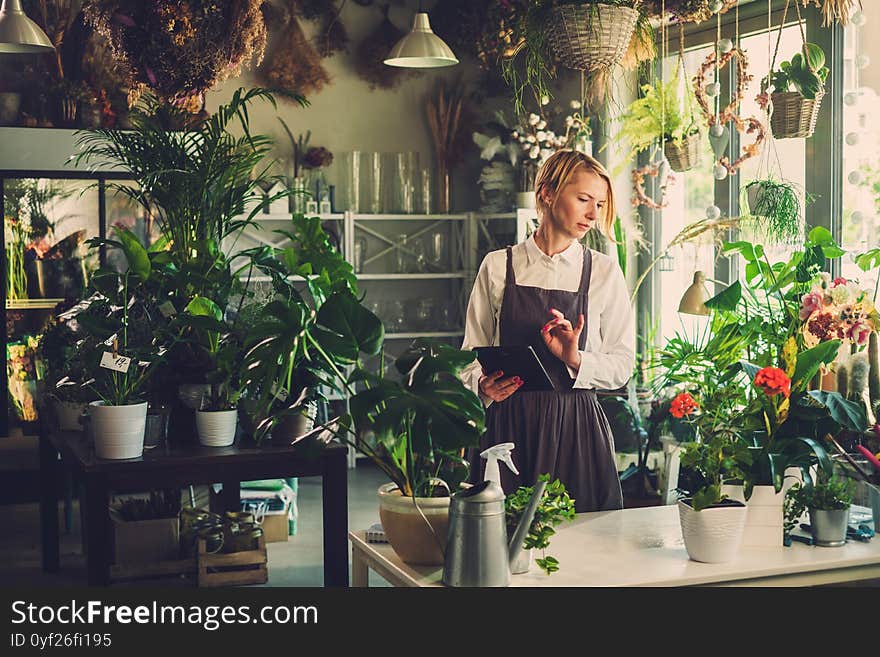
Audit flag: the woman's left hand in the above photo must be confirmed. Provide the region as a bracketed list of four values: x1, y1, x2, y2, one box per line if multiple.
[540, 308, 583, 371]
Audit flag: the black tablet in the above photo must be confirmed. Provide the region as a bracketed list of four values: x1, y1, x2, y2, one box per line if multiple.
[473, 345, 556, 392]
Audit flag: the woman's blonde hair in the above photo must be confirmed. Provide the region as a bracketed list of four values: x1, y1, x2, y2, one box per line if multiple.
[533, 149, 616, 240]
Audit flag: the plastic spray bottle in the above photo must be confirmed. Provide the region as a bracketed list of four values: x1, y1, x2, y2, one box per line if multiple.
[480, 442, 519, 485]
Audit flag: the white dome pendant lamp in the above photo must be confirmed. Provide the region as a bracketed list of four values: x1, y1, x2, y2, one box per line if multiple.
[384, 2, 458, 68]
[0, 0, 54, 54]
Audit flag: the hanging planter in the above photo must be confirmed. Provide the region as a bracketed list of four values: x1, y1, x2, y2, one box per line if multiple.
[545, 3, 639, 72]
[769, 90, 824, 139]
[664, 132, 702, 173]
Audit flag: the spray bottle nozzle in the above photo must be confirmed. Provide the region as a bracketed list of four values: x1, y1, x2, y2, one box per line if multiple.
[480, 442, 519, 486]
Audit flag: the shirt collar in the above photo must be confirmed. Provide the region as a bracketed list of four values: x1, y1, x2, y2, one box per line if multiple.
[526, 233, 583, 265]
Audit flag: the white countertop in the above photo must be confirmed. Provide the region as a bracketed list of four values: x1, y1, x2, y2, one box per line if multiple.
[350, 504, 880, 587]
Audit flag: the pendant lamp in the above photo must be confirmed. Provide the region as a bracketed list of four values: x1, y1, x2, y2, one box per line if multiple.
[384, 4, 458, 68]
[678, 271, 711, 316]
[0, 0, 54, 54]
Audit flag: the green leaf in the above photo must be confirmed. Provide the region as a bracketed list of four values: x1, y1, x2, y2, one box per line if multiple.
[314, 291, 384, 362]
[806, 391, 868, 432]
[704, 281, 742, 311]
[807, 226, 835, 246]
[113, 227, 151, 281]
[792, 341, 841, 390]
[185, 296, 223, 321]
[855, 248, 880, 272]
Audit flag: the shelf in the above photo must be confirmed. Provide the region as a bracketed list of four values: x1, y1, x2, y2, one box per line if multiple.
[357, 273, 466, 280]
[352, 213, 468, 221]
[384, 331, 464, 339]
[6, 298, 65, 310]
[251, 213, 344, 222]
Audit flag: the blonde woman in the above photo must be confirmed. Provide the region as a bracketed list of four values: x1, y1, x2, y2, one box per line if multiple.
[461, 150, 635, 512]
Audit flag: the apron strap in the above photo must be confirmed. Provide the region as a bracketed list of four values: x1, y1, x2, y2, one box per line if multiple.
[505, 246, 516, 286]
[578, 245, 593, 295]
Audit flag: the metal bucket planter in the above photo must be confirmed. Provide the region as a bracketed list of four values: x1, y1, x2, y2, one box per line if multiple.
[678, 498, 747, 563]
[377, 483, 450, 566]
[770, 91, 824, 139]
[545, 3, 638, 72]
[53, 400, 88, 432]
[89, 401, 147, 460]
[808, 507, 849, 547]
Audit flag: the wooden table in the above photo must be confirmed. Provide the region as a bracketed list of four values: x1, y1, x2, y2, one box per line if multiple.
[350, 504, 880, 587]
[40, 430, 349, 587]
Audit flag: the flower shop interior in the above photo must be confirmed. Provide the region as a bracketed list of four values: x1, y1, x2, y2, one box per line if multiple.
[0, 0, 879, 589]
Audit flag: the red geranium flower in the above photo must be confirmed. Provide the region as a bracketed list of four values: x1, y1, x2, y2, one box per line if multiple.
[754, 366, 791, 398]
[669, 392, 699, 418]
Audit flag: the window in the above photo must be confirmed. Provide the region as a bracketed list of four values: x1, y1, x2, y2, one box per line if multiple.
[841, 15, 879, 297]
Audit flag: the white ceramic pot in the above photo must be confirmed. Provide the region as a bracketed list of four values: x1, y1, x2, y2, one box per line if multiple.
[196, 409, 238, 447]
[89, 401, 147, 460]
[722, 483, 785, 547]
[678, 499, 747, 564]
[53, 400, 88, 432]
[377, 482, 450, 566]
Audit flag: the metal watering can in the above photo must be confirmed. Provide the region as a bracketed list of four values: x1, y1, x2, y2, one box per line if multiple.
[441, 478, 547, 587]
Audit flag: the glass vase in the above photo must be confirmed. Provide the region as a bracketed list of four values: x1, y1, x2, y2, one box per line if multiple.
[436, 164, 450, 213]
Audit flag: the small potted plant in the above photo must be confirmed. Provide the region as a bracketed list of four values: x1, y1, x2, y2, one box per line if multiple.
[761, 42, 828, 139]
[179, 296, 245, 447]
[76, 228, 163, 459]
[675, 394, 749, 563]
[36, 318, 93, 431]
[785, 474, 856, 547]
[345, 340, 486, 566]
[505, 474, 576, 575]
[111, 489, 181, 564]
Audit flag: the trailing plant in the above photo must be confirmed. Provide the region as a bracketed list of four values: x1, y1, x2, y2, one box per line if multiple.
[617, 71, 701, 167]
[743, 178, 812, 245]
[501, 0, 654, 114]
[505, 474, 576, 575]
[762, 42, 829, 99]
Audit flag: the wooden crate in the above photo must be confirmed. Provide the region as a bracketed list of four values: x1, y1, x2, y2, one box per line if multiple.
[197, 534, 268, 587]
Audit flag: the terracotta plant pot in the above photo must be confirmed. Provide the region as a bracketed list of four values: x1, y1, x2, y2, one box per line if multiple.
[377, 482, 450, 566]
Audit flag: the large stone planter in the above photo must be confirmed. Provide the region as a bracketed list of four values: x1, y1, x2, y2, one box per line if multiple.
[377, 482, 450, 566]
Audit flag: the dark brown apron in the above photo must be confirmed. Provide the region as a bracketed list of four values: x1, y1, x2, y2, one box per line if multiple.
[469, 245, 623, 512]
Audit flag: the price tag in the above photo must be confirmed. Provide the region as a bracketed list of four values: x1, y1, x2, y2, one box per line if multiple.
[158, 301, 177, 317]
[100, 351, 132, 374]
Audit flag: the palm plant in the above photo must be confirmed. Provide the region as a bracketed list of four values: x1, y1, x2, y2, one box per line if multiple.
[74, 87, 303, 265]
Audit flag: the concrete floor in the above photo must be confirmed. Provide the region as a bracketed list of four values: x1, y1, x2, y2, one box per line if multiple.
[0, 460, 392, 587]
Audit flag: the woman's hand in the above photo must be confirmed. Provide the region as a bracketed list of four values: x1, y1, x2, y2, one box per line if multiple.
[479, 370, 523, 403]
[541, 308, 583, 371]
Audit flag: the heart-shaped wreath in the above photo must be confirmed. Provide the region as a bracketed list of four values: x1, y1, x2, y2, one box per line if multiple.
[693, 46, 766, 175]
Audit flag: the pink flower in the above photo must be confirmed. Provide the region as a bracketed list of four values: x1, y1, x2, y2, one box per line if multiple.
[799, 292, 823, 320]
[848, 321, 872, 346]
[833, 277, 848, 287]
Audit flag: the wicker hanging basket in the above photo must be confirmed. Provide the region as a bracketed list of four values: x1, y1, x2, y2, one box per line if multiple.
[769, 90, 824, 139]
[545, 3, 639, 71]
[664, 132, 702, 173]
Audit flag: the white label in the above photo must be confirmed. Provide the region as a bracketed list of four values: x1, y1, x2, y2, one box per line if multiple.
[158, 301, 177, 317]
[100, 351, 132, 373]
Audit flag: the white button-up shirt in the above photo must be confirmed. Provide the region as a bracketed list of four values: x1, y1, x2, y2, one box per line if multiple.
[461, 234, 636, 406]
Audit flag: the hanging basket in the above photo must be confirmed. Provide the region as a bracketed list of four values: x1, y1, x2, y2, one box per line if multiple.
[663, 132, 702, 173]
[769, 90, 824, 139]
[545, 4, 639, 72]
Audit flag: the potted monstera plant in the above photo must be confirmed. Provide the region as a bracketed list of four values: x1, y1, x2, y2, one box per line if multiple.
[345, 340, 486, 566]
